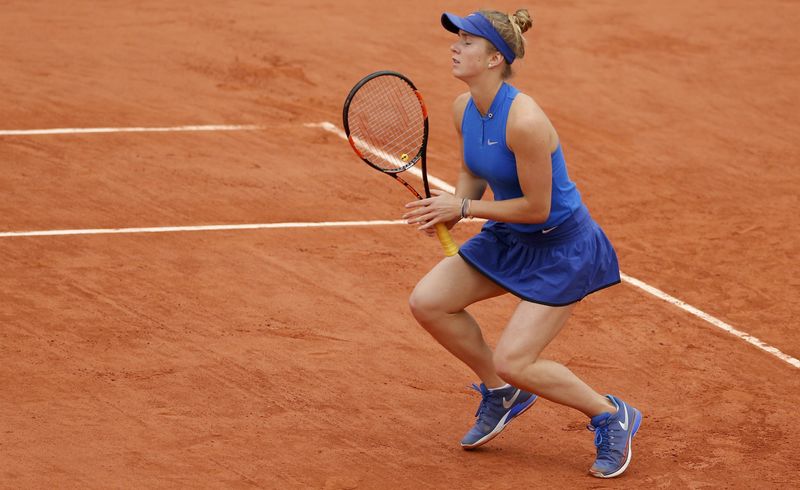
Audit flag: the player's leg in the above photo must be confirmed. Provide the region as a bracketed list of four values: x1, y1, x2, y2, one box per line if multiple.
[409, 255, 537, 449]
[493, 300, 642, 478]
[492, 301, 613, 417]
[409, 254, 506, 387]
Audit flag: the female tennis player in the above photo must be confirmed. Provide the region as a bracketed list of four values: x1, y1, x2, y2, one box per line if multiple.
[402, 8, 642, 478]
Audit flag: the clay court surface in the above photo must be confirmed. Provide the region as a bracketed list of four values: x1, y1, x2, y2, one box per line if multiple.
[2, 0, 799, 488]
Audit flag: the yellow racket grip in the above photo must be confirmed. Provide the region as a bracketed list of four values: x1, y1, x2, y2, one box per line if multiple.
[434, 223, 459, 257]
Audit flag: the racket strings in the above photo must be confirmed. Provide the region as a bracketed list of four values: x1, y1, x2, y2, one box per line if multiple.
[346, 75, 425, 172]
[349, 91, 422, 168]
[371, 94, 423, 150]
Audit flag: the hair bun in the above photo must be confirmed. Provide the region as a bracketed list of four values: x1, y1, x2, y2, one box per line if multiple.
[512, 9, 533, 34]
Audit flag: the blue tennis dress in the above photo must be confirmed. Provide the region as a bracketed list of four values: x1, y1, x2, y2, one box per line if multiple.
[458, 83, 620, 306]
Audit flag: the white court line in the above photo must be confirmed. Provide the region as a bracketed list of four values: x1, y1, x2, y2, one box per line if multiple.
[0, 121, 796, 370]
[307, 120, 800, 370]
[3, 217, 795, 369]
[0, 220, 407, 238]
[620, 273, 799, 368]
[0, 125, 265, 136]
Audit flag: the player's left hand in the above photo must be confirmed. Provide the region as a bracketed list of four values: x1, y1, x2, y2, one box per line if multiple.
[403, 189, 461, 231]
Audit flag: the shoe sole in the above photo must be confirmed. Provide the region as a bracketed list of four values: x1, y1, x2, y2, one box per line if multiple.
[588, 408, 643, 478]
[460, 395, 538, 450]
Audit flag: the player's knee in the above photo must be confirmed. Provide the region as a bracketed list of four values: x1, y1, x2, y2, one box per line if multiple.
[493, 353, 521, 385]
[493, 351, 539, 387]
[408, 286, 443, 325]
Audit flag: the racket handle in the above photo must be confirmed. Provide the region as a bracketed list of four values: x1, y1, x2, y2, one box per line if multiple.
[434, 223, 459, 257]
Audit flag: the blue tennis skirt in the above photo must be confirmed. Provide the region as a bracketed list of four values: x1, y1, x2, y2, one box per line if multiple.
[458, 205, 620, 306]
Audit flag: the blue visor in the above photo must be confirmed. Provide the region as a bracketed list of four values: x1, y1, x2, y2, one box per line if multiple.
[441, 12, 516, 64]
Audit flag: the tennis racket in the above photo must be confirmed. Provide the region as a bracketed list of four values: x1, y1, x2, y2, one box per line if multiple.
[342, 70, 459, 257]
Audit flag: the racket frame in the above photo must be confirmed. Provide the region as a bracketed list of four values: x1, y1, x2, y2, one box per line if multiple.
[342, 70, 433, 199]
[343, 70, 459, 257]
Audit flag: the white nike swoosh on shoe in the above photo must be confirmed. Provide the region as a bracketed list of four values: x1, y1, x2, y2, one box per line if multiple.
[618, 405, 629, 431]
[502, 389, 521, 409]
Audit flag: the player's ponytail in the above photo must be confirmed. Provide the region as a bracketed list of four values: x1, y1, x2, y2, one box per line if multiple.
[480, 8, 534, 78]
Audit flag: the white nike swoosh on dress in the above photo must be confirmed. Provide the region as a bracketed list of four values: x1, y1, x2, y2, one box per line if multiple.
[502, 389, 521, 409]
[542, 226, 557, 234]
[487, 139, 499, 145]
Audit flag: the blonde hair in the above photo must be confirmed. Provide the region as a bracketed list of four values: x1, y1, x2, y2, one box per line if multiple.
[479, 8, 533, 78]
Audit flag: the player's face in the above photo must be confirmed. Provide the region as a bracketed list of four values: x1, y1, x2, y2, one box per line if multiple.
[450, 31, 495, 80]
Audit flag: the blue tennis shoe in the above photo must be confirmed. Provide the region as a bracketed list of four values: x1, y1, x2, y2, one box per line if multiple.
[587, 394, 643, 478]
[460, 383, 537, 449]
